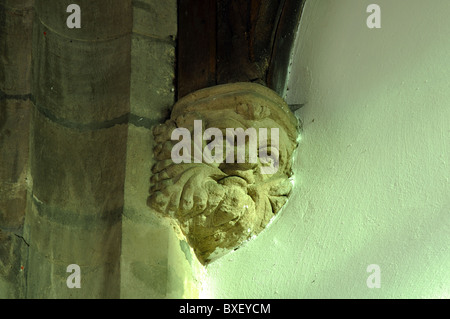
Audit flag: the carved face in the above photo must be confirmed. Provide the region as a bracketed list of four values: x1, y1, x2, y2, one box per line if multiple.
[148, 83, 298, 264]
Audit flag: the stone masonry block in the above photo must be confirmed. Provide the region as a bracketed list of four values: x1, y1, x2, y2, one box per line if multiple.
[26, 197, 122, 268]
[30, 108, 128, 214]
[130, 35, 175, 121]
[25, 244, 120, 298]
[132, 0, 177, 39]
[32, 20, 131, 124]
[1, 0, 33, 9]
[0, 4, 33, 94]
[34, 0, 132, 41]
[0, 99, 31, 230]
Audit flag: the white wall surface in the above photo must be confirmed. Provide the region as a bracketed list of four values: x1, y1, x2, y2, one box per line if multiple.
[202, 0, 450, 298]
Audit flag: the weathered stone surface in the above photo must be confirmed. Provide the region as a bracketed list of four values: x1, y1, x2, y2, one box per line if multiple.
[26, 195, 122, 265]
[121, 119, 201, 298]
[32, 19, 131, 125]
[22, 0, 132, 298]
[25, 241, 120, 298]
[25, 198, 121, 298]
[121, 212, 184, 298]
[0, 3, 33, 94]
[121, 214, 202, 298]
[123, 125, 154, 221]
[130, 35, 175, 121]
[30, 109, 128, 213]
[148, 82, 298, 264]
[1, 0, 202, 299]
[133, 0, 177, 39]
[1, 0, 33, 9]
[121, 0, 201, 294]
[0, 100, 31, 230]
[0, 0, 33, 299]
[0, 229, 27, 299]
[34, 0, 132, 41]
[25, 109, 126, 298]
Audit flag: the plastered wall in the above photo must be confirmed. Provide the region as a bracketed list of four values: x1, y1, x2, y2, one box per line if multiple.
[202, 0, 450, 298]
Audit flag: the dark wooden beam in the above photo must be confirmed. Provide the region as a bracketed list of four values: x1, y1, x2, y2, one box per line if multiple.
[216, 0, 281, 85]
[177, 0, 217, 99]
[176, 0, 304, 99]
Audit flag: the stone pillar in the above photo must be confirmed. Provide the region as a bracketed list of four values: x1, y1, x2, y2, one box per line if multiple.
[24, 0, 132, 298]
[0, 0, 33, 298]
[1, 0, 201, 298]
[120, 0, 203, 298]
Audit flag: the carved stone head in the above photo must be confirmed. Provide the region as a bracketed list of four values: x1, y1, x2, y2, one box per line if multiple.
[148, 82, 298, 264]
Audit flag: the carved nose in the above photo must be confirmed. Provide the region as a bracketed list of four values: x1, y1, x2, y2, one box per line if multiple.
[218, 164, 256, 185]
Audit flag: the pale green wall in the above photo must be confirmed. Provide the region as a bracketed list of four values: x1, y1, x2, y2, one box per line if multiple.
[203, 0, 450, 298]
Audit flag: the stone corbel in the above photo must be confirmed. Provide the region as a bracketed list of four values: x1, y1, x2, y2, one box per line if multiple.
[148, 82, 298, 264]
